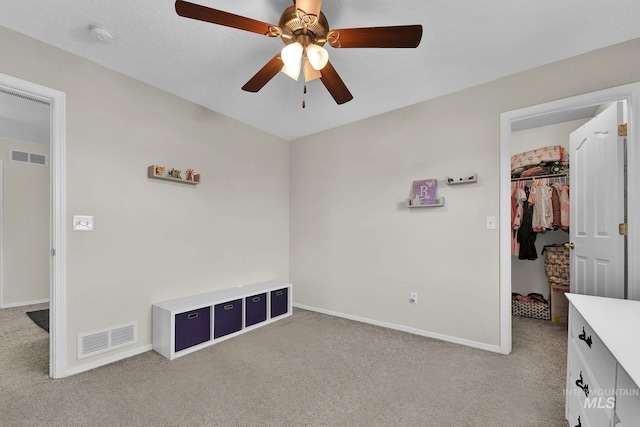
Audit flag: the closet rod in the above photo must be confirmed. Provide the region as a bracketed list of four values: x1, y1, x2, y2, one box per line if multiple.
[511, 172, 569, 182]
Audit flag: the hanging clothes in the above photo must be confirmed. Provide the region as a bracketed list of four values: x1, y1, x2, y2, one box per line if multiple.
[560, 184, 570, 230]
[511, 175, 569, 260]
[551, 185, 562, 228]
[511, 181, 527, 255]
[517, 186, 538, 260]
[531, 178, 553, 232]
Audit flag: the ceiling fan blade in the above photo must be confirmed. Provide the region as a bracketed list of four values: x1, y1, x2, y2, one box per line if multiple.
[242, 54, 284, 93]
[319, 61, 353, 105]
[328, 25, 422, 48]
[175, 0, 275, 35]
[295, 0, 322, 17]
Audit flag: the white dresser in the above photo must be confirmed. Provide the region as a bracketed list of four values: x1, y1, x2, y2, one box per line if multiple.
[566, 294, 640, 427]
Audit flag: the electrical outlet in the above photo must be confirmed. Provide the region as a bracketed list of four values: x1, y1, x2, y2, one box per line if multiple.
[409, 292, 418, 304]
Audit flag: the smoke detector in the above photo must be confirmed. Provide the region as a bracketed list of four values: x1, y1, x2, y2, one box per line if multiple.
[89, 25, 115, 44]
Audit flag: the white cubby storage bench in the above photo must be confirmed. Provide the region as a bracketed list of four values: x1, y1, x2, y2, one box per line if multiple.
[152, 281, 292, 360]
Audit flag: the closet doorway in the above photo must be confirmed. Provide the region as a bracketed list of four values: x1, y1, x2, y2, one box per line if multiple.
[499, 82, 640, 355]
[0, 72, 66, 379]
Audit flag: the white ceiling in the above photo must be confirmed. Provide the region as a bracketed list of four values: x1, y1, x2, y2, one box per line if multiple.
[1, 0, 640, 142]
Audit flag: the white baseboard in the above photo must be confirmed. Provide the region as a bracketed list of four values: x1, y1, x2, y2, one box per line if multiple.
[293, 303, 502, 354]
[64, 344, 153, 378]
[0, 298, 50, 308]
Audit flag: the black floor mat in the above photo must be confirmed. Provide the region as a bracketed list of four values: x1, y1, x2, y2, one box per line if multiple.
[26, 309, 49, 333]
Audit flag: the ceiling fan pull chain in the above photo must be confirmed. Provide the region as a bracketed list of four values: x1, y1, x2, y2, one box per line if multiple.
[302, 84, 307, 108]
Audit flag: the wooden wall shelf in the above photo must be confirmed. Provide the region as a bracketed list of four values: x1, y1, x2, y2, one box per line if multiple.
[406, 197, 445, 208]
[148, 165, 200, 185]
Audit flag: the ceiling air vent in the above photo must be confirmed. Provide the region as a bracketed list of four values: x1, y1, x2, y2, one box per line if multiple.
[10, 149, 48, 166]
[77, 321, 137, 359]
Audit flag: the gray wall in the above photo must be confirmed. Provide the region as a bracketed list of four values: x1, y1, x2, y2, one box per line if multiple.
[3, 23, 640, 372]
[0, 26, 290, 372]
[290, 37, 640, 348]
[0, 137, 49, 306]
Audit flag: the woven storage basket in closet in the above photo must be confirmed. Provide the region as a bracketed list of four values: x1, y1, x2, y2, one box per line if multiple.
[544, 245, 570, 286]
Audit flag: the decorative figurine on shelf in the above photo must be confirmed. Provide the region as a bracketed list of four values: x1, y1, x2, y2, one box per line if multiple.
[169, 168, 182, 179]
[186, 168, 194, 181]
[155, 165, 165, 176]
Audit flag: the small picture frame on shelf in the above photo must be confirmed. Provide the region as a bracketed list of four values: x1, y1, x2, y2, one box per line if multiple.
[411, 179, 438, 205]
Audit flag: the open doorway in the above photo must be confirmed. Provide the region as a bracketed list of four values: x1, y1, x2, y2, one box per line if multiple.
[509, 115, 585, 324]
[0, 88, 51, 308]
[0, 87, 51, 379]
[0, 72, 67, 379]
[498, 82, 640, 355]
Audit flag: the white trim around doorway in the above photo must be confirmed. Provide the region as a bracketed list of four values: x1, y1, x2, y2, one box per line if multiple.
[0, 72, 67, 379]
[0, 160, 3, 308]
[499, 82, 640, 355]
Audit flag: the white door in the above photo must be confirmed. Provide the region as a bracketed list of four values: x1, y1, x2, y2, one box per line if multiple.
[569, 102, 625, 298]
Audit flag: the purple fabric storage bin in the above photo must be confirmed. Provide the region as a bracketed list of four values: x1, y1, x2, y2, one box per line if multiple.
[245, 293, 267, 327]
[270, 288, 289, 318]
[214, 299, 242, 338]
[174, 306, 211, 352]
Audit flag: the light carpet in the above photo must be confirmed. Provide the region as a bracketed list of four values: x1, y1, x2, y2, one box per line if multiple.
[0, 304, 568, 426]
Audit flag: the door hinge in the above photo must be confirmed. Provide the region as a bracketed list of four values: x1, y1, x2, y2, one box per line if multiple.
[51, 248, 56, 256]
[618, 123, 628, 137]
[619, 223, 628, 236]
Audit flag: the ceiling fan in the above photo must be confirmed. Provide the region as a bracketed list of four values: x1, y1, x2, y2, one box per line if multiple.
[175, 0, 422, 105]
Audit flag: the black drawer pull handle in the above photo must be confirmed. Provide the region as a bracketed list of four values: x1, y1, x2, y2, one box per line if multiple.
[575, 415, 581, 427]
[252, 296, 261, 302]
[576, 371, 589, 397]
[187, 313, 199, 319]
[275, 291, 283, 296]
[578, 327, 592, 348]
[224, 304, 234, 311]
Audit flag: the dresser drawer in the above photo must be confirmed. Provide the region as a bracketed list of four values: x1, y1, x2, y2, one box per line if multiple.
[566, 393, 588, 427]
[570, 306, 616, 391]
[567, 339, 613, 427]
[615, 367, 640, 427]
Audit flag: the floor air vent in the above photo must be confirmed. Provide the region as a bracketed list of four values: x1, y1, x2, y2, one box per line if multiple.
[10, 149, 48, 166]
[77, 322, 137, 359]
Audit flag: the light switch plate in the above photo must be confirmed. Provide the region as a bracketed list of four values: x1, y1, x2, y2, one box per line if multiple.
[486, 216, 496, 230]
[73, 215, 94, 231]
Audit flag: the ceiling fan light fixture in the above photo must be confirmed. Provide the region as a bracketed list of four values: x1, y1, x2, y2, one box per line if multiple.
[281, 42, 304, 67]
[281, 61, 302, 81]
[305, 44, 329, 70]
[303, 59, 322, 82]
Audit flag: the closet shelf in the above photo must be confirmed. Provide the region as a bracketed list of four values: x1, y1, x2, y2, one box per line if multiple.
[406, 197, 445, 208]
[511, 172, 568, 182]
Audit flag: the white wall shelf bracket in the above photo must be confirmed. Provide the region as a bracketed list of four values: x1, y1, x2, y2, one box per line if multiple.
[447, 174, 478, 185]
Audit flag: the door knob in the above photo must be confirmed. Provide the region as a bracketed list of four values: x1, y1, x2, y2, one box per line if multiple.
[564, 242, 575, 249]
